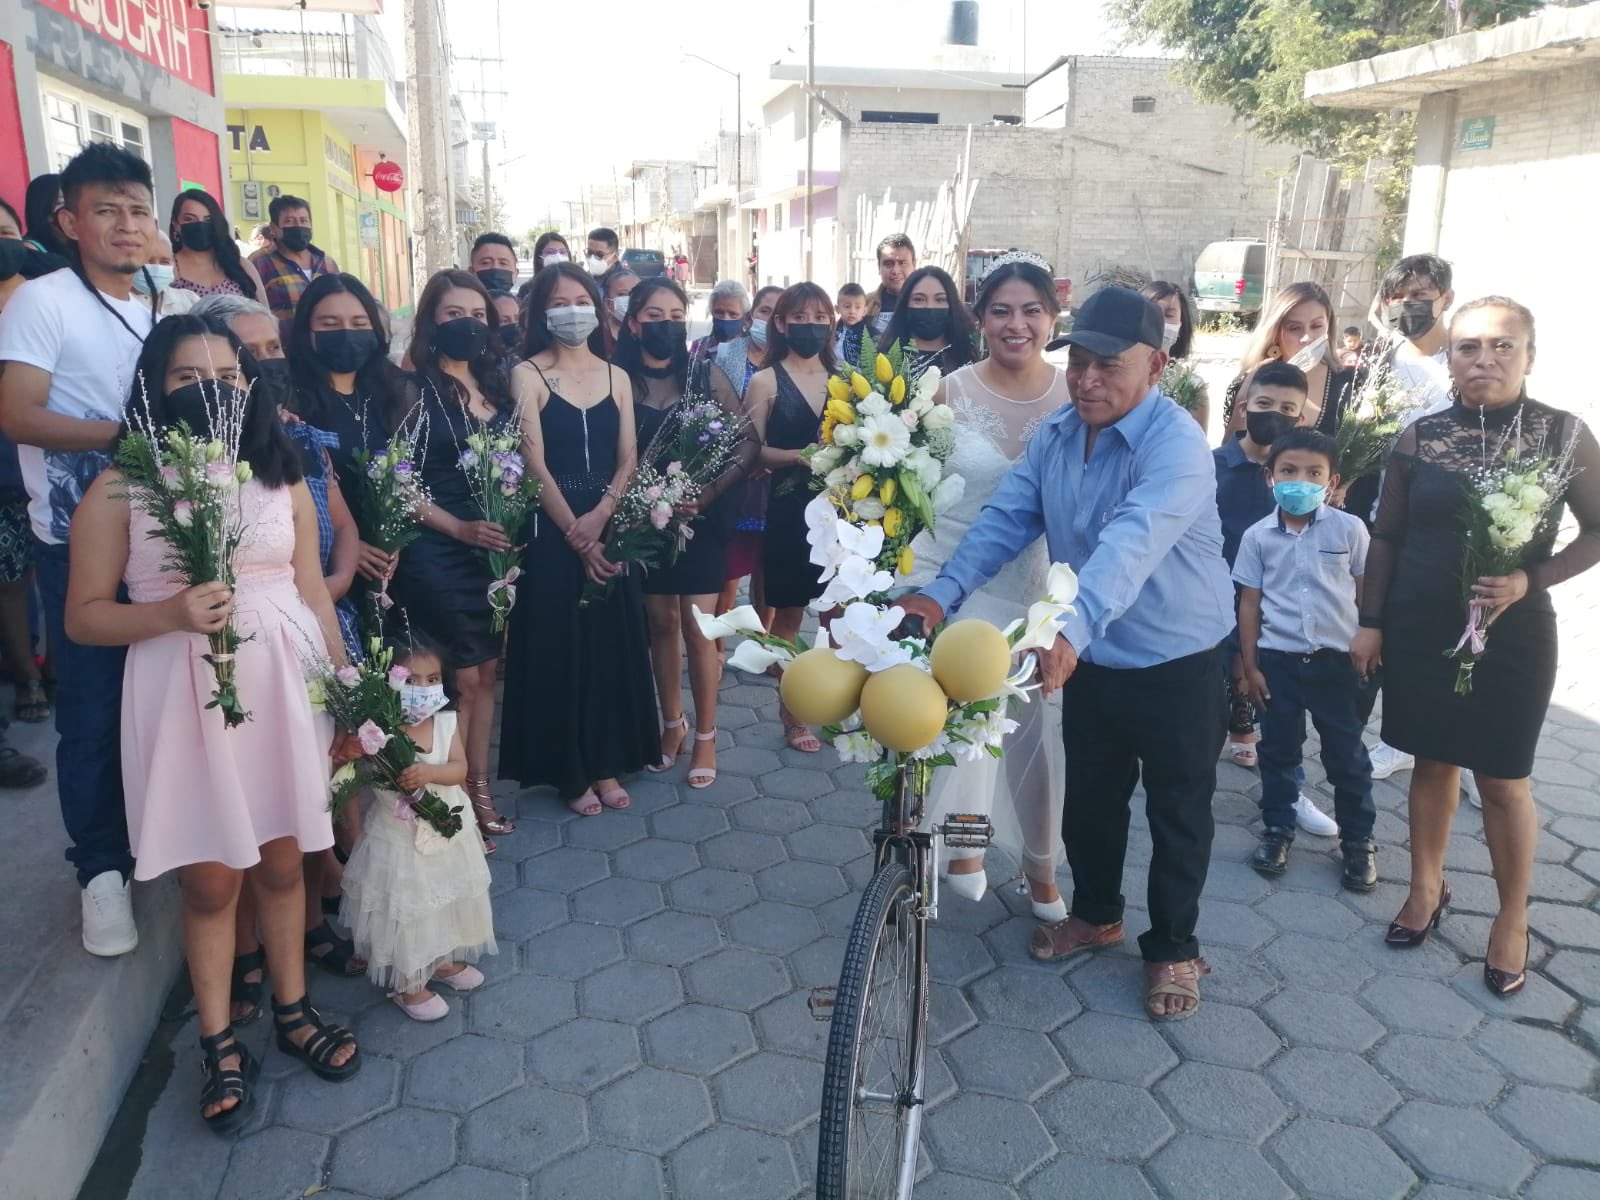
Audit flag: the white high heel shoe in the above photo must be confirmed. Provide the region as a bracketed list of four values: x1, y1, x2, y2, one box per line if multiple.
[941, 858, 988, 902]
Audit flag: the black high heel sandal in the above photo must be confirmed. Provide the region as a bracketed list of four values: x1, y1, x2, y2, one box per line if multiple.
[230, 948, 266, 1025]
[1484, 933, 1530, 997]
[199, 1027, 258, 1135]
[1385, 881, 1451, 948]
[272, 995, 361, 1082]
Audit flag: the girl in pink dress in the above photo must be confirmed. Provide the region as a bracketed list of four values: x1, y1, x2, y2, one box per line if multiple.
[66, 314, 360, 1133]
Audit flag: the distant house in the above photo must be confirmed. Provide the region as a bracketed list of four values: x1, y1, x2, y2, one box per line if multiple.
[1306, 1, 1600, 413]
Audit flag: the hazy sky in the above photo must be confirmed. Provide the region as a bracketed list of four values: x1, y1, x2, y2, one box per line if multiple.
[380, 0, 1141, 229]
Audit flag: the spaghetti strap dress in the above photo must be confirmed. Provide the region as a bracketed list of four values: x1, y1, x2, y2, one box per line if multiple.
[498, 376, 658, 799]
[761, 363, 825, 609]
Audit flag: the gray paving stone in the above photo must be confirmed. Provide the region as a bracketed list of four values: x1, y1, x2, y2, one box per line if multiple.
[534, 1146, 664, 1200]
[945, 1024, 1069, 1100]
[1574, 849, 1600, 883]
[578, 959, 684, 1022]
[712, 1050, 822, 1133]
[1475, 1020, 1599, 1090]
[357, 996, 467, 1059]
[785, 822, 872, 865]
[405, 1033, 524, 1113]
[1495, 1085, 1600, 1165]
[589, 1066, 714, 1153]
[625, 909, 725, 965]
[649, 804, 729, 842]
[755, 858, 849, 905]
[1053, 1010, 1179, 1087]
[1200, 858, 1274, 904]
[327, 1107, 457, 1197]
[564, 811, 648, 852]
[398, 1165, 526, 1200]
[527, 1017, 641, 1093]
[644, 1003, 756, 1073]
[571, 876, 665, 926]
[1160, 1001, 1283, 1070]
[668, 1126, 800, 1200]
[1254, 890, 1363, 938]
[754, 990, 831, 1062]
[612, 837, 701, 882]
[1193, 898, 1278, 950]
[927, 926, 998, 986]
[216, 1127, 329, 1200]
[521, 846, 609, 893]
[732, 795, 812, 833]
[914, 1173, 1019, 1200]
[1066, 954, 1162, 1020]
[1269, 1118, 1415, 1200]
[1191, 943, 1280, 1007]
[1523, 1165, 1600, 1200]
[1362, 974, 1484, 1037]
[489, 886, 569, 939]
[1448, 961, 1580, 1024]
[725, 900, 824, 955]
[684, 946, 791, 1011]
[924, 1092, 1055, 1183]
[272, 1051, 399, 1135]
[1385, 1101, 1535, 1195]
[469, 974, 577, 1041]
[966, 964, 1081, 1032]
[787, 936, 846, 988]
[1265, 1047, 1401, 1123]
[1022, 1158, 1156, 1200]
[1154, 1061, 1288, 1144]
[1261, 932, 1377, 994]
[699, 828, 789, 872]
[1259, 987, 1386, 1052]
[668, 866, 760, 915]
[1373, 1033, 1506, 1105]
[1037, 1077, 1175, 1161]
[460, 1084, 588, 1175]
[762, 765, 834, 800]
[521, 922, 624, 979]
[1529, 862, 1599, 904]
[928, 980, 979, 1046]
[1529, 901, 1600, 950]
[1545, 947, 1600, 1002]
[1146, 1133, 1292, 1200]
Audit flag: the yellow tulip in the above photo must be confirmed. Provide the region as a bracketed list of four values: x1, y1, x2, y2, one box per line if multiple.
[851, 473, 877, 501]
[820, 417, 836, 445]
[826, 375, 850, 405]
[875, 354, 894, 384]
[851, 372, 873, 400]
[879, 477, 897, 505]
[883, 507, 904, 538]
[889, 375, 907, 405]
[827, 398, 856, 425]
[898, 545, 915, 575]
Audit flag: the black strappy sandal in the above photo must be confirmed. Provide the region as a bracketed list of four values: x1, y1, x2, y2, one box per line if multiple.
[272, 995, 361, 1082]
[199, 1027, 258, 1135]
[305, 919, 365, 977]
[230, 948, 266, 1025]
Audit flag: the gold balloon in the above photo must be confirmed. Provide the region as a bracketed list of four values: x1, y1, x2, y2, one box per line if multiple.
[859, 665, 949, 752]
[780, 648, 869, 726]
[930, 619, 1011, 702]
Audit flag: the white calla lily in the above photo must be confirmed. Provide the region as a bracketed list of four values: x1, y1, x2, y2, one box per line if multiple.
[691, 604, 769, 640]
[913, 365, 942, 405]
[727, 638, 793, 675]
[1044, 561, 1079, 606]
[1011, 599, 1072, 655]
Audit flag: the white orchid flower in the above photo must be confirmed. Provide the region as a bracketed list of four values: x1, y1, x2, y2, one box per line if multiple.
[691, 604, 769, 640]
[931, 473, 966, 514]
[860, 413, 912, 468]
[814, 556, 895, 610]
[836, 520, 885, 561]
[831, 602, 913, 671]
[728, 638, 793, 675]
[910, 728, 953, 761]
[833, 729, 882, 764]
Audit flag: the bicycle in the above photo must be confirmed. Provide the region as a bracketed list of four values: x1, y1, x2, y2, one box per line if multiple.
[814, 638, 1037, 1199]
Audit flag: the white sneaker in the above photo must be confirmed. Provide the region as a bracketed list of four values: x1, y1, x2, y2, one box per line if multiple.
[82, 870, 138, 957]
[1293, 793, 1340, 837]
[1368, 742, 1415, 780]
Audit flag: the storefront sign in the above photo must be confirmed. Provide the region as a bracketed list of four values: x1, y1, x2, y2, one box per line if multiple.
[359, 205, 381, 250]
[324, 134, 355, 179]
[371, 160, 404, 193]
[227, 124, 271, 153]
[31, 0, 214, 96]
[1459, 116, 1495, 152]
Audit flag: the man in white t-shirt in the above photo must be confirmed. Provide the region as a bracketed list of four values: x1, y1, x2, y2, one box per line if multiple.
[0, 143, 158, 956]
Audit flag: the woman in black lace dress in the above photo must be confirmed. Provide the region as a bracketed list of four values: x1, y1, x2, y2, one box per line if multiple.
[499, 263, 657, 815]
[1353, 297, 1600, 995]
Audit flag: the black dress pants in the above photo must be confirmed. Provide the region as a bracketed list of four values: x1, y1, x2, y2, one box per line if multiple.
[1060, 645, 1227, 963]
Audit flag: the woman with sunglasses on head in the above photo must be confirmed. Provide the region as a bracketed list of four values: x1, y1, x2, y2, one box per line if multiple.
[169, 189, 266, 304]
[875, 264, 979, 381]
[1221, 281, 1357, 441]
[499, 262, 657, 815]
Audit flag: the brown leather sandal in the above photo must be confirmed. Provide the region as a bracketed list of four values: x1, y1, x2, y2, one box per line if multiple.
[1144, 957, 1211, 1021]
[1028, 916, 1124, 962]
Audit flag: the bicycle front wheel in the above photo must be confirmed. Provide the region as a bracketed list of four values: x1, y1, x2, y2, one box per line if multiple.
[816, 860, 927, 1199]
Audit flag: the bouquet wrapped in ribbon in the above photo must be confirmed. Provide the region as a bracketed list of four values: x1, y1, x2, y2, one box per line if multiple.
[1334, 363, 1423, 484]
[581, 394, 748, 604]
[805, 339, 961, 592]
[350, 411, 430, 621]
[458, 423, 541, 632]
[307, 638, 465, 837]
[115, 383, 255, 727]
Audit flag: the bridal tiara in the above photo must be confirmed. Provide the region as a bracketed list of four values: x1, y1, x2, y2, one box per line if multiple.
[991, 249, 1052, 274]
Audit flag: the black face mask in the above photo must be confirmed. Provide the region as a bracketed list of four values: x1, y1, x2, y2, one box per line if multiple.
[279, 226, 314, 253]
[164, 380, 245, 438]
[639, 319, 687, 361]
[785, 322, 830, 359]
[0, 237, 26, 282]
[1387, 299, 1438, 340]
[1245, 409, 1298, 449]
[475, 268, 515, 293]
[433, 316, 491, 362]
[177, 221, 217, 253]
[498, 324, 520, 351]
[312, 328, 379, 374]
[254, 356, 292, 388]
[907, 307, 949, 341]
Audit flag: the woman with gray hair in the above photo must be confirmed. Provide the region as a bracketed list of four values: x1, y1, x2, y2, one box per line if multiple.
[690, 279, 750, 368]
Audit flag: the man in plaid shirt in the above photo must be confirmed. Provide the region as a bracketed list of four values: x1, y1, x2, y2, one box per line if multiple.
[249, 194, 340, 335]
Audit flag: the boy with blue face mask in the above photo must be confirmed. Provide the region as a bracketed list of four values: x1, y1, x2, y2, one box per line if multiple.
[1233, 428, 1378, 891]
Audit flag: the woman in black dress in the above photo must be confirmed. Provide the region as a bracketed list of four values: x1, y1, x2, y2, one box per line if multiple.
[746, 282, 836, 752]
[1353, 297, 1600, 995]
[500, 263, 657, 815]
[391, 269, 519, 846]
[875, 265, 978, 381]
[614, 278, 758, 788]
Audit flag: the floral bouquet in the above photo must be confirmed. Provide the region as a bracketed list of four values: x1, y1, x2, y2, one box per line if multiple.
[307, 638, 464, 837]
[350, 411, 430, 619]
[1334, 363, 1423, 483]
[1160, 358, 1205, 415]
[459, 423, 541, 632]
[116, 382, 256, 727]
[805, 340, 961, 585]
[580, 394, 747, 605]
[1445, 438, 1579, 695]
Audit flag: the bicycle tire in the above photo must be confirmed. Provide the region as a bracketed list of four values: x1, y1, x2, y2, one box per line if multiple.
[816, 860, 928, 1199]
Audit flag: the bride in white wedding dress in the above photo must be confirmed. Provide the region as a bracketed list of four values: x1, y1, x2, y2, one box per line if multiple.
[904, 255, 1071, 920]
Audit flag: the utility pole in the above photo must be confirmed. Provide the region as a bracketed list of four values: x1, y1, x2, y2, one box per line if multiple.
[457, 53, 507, 235]
[404, 0, 454, 283]
[804, 0, 815, 280]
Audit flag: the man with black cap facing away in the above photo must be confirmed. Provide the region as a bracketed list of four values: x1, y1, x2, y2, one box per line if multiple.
[899, 286, 1233, 1020]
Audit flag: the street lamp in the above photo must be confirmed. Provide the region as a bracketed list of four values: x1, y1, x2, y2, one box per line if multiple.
[681, 52, 742, 199]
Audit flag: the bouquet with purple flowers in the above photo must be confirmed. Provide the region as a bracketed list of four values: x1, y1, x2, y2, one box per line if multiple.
[458, 424, 541, 632]
[350, 413, 430, 618]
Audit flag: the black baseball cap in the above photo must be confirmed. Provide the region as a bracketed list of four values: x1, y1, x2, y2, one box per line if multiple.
[1050, 287, 1165, 357]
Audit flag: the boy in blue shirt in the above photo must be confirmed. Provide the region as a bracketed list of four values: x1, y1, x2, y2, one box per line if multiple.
[1234, 429, 1377, 890]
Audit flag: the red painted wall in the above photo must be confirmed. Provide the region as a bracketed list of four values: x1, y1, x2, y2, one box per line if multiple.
[170, 117, 221, 200]
[34, 0, 215, 96]
[0, 42, 27, 204]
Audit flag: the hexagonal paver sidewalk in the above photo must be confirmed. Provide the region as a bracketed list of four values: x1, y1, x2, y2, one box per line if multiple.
[104, 573, 1600, 1197]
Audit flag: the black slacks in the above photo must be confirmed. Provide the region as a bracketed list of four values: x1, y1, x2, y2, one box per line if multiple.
[1060, 645, 1227, 963]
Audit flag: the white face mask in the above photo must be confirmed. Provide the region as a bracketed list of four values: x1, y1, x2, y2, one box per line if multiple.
[748, 317, 769, 349]
[1288, 335, 1329, 371]
[1161, 321, 1182, 352]
[399, 682, 447, 725]
[541, 250, 570, 266]
[133, 264, 174, 295]
[610, 295, 631, 322]
[587, 254, 610, 277]
[547, 305, 600, 347]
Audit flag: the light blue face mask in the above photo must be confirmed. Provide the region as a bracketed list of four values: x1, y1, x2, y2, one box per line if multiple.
[1273, 480, 1326, 516]
[748, 318, 769, 350]
[132, 264, 174, 295]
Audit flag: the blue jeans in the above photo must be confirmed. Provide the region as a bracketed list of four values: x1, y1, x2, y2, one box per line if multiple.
[1258, 649, 1376, 841]
[35, 541, 132, 886]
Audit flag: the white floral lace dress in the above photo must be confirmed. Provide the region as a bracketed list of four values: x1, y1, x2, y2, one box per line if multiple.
[905, 364, 1071, 879]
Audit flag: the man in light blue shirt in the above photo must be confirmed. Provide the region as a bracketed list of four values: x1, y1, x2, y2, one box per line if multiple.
[901, 287, 1232, 1019]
